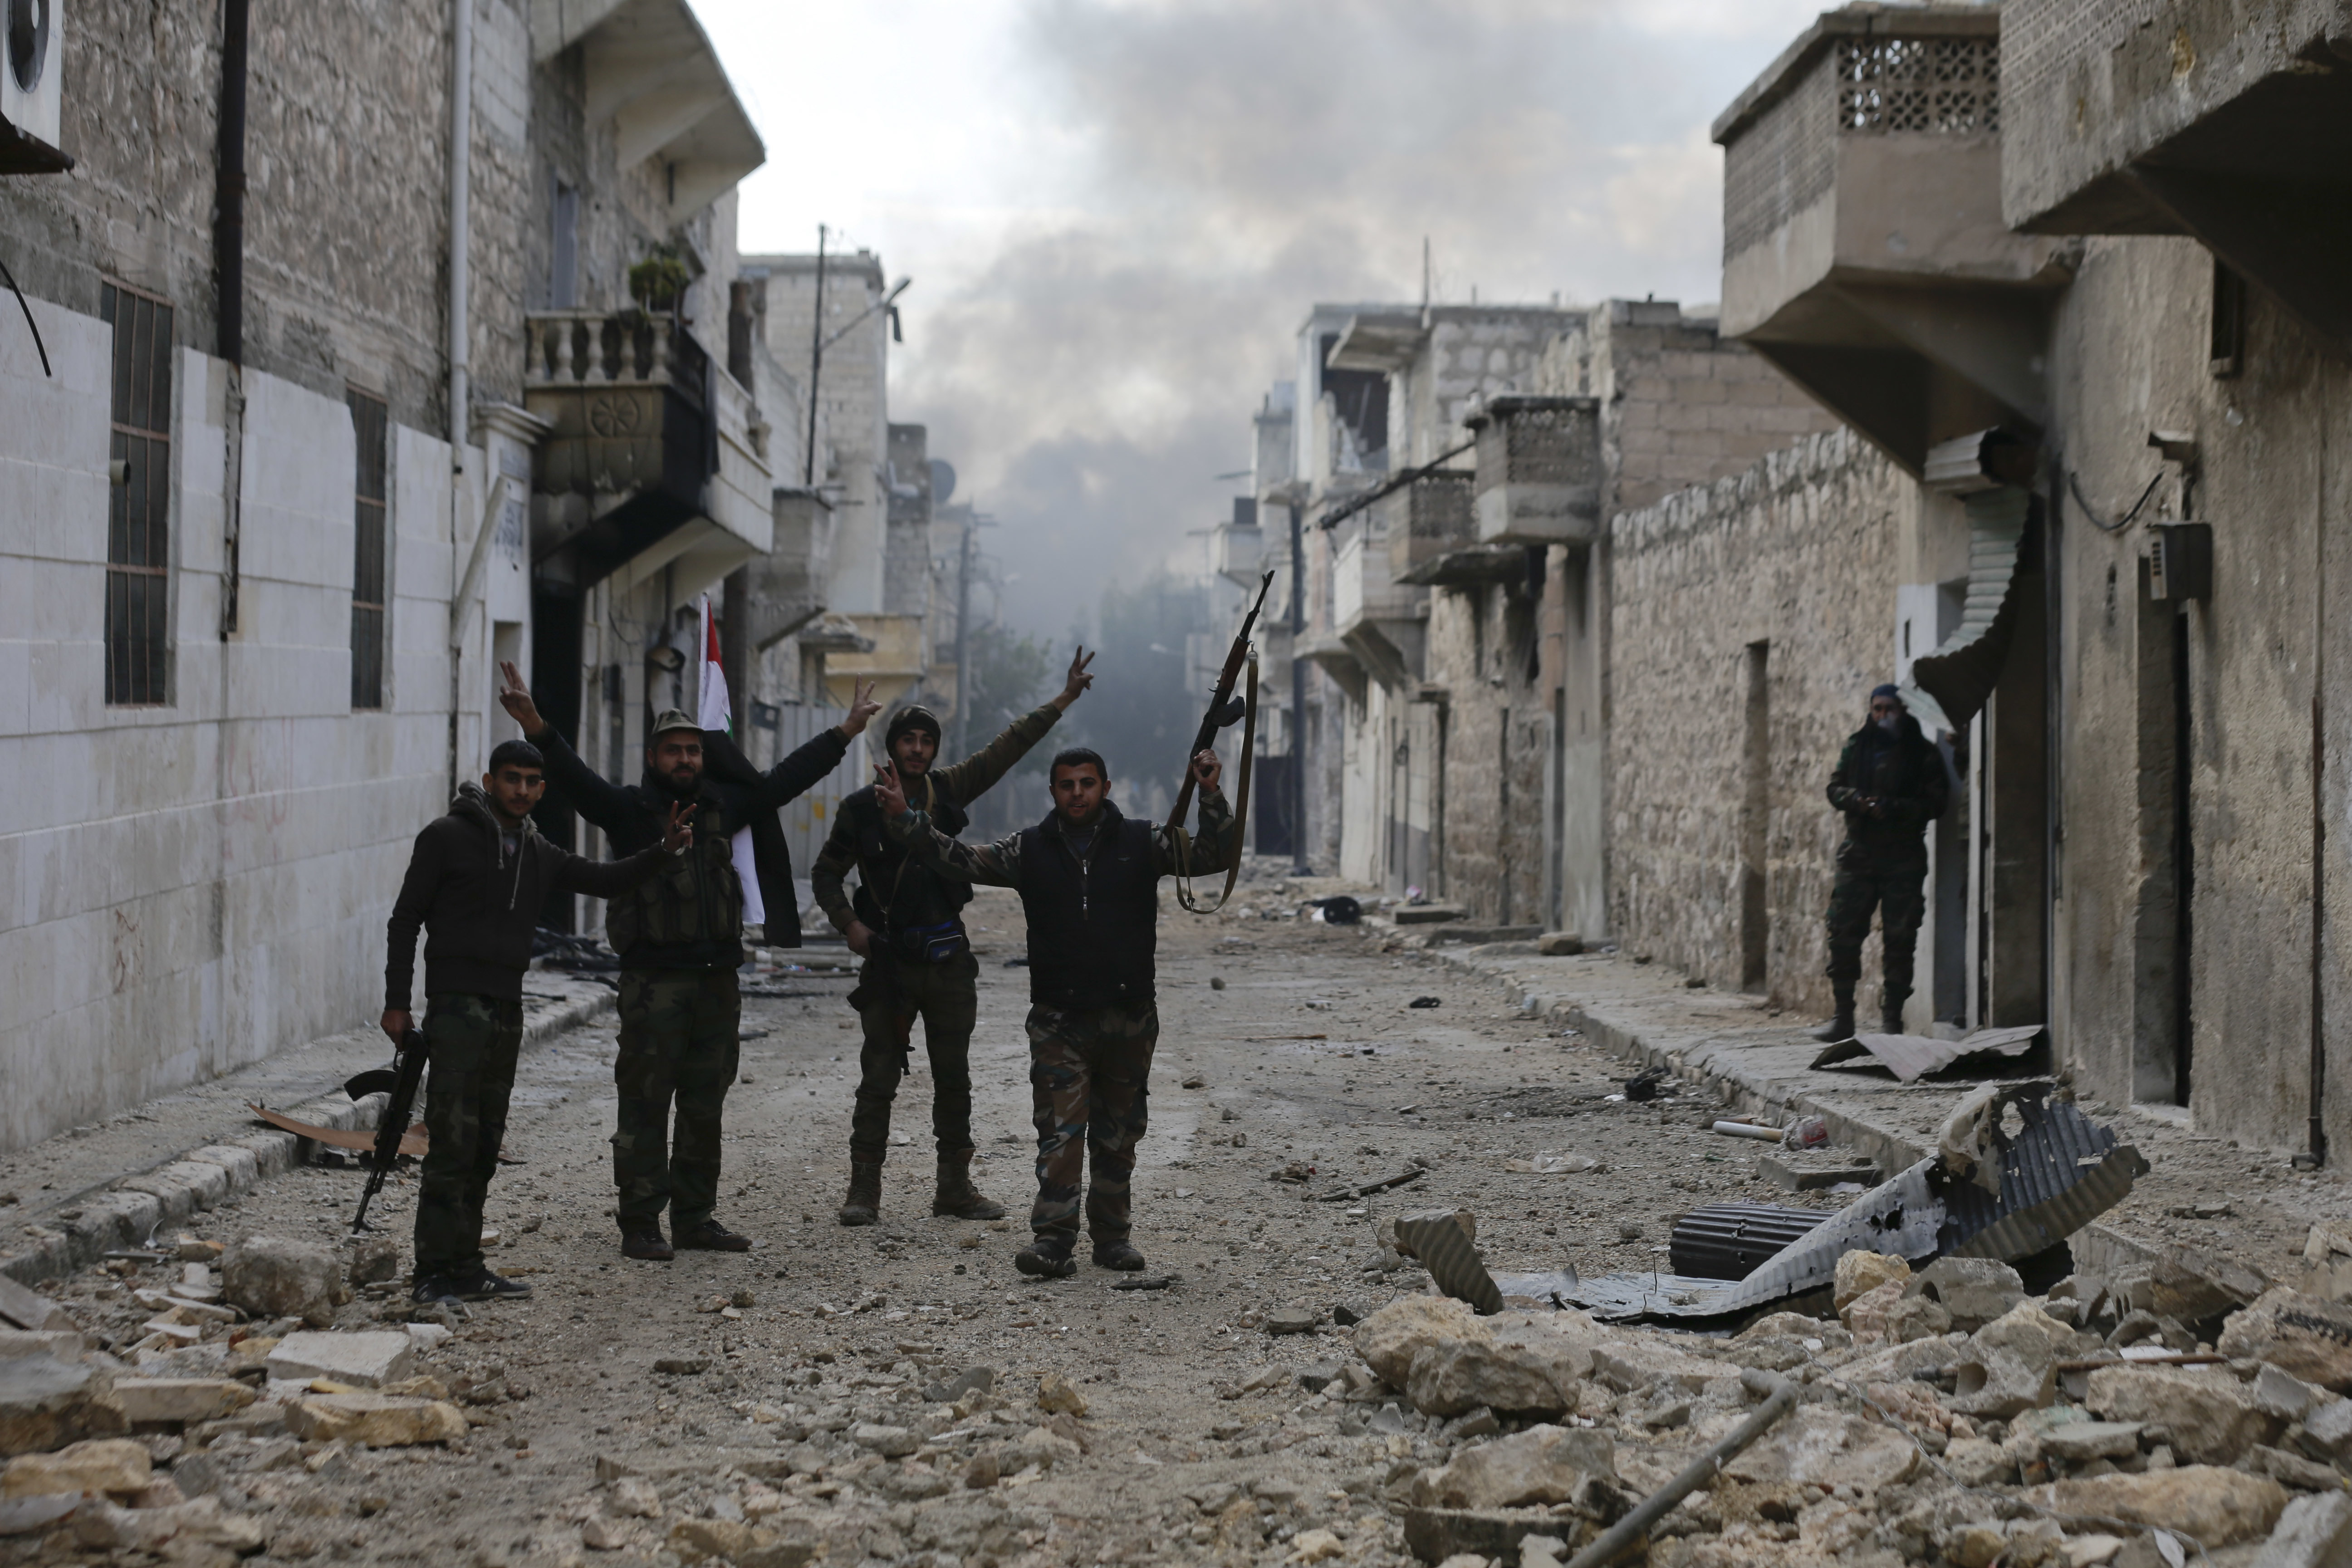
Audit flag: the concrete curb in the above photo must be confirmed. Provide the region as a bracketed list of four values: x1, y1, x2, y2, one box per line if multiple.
[1412, 940, 2158, 1277]
[0, 987, 616, 1289]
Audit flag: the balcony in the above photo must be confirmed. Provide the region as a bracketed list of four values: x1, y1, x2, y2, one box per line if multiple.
[1212, 520, 1265, 587]
[2002, 0, 2352, 351]
[1466, 397, 1601, 546]
[1714, 7, 2074, 471]
[524, 309, 772, 599]
[1330, 527, 1426, 689]
[1381, 471, 1474, 577]
[737, 487, 833, 656]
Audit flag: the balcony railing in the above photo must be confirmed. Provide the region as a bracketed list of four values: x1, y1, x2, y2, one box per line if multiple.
[1469, 397, 1600, 546]
[1381, 471, 1474, 578]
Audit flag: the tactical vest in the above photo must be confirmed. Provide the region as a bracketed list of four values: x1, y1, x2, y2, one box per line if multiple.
[1014, 805, 1159, 1010]
[605, 799, 743, 965]
[845, 779, 974, 935]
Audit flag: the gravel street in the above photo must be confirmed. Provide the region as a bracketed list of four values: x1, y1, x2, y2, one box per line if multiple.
[9, 878, 1839, 1567]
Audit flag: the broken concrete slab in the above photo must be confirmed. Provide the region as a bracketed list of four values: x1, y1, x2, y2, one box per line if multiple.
[2084, 1365, 2284, 1465]
[2030, 1466, 2288, 1546]
[1906, 1258, 2024, 1332]
[111, 1379, 255, 1426]
[221, 1237, 348, 1328]
[1721, 1404, 1918, 1492]
[1405, 1341, 1568, 1420]
[2038, 1421, 2143, 1463]
[265, 1331, 415, 1389]
[2220, 1289, 2352, 1392]
[1353, 1297, 1490, 1388]
[280, 1392, 466, 1446]
[1810, 1024, 2042, 1083]
[1416, 1424, 1614, 1510]
[2250, 1490, 2352, 1568]
[0, 1437, 150, 1498]
[1400, 1505, 1589, 1566]
[0, 1352, 123, 1457]
[0, 1278, 71, 1334]
[1756, 1152, 1882, 1191]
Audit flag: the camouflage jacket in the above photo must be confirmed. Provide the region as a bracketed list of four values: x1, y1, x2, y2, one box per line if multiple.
[1826, 712, 1949, 861]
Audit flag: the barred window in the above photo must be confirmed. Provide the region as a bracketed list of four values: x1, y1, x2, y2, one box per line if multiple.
[349, 388, 389, 709]
[102, 282, 173, 706]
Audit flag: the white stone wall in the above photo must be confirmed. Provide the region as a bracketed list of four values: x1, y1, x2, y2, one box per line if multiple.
[0, 296, 471, 1154]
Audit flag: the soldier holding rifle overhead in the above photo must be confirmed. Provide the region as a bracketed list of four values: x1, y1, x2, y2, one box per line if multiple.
[812, 647, 1097, 1228]
[383, 740, 690, 1307]
[871, 743, 1237, 1279]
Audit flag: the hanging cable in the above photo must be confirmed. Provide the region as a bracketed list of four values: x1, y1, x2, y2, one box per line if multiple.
[0, 255, 53, 378]
[2066, 468, 2163, 534]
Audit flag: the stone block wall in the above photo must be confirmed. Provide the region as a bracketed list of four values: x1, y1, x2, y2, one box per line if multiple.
[1609, 429, 1909, 1012]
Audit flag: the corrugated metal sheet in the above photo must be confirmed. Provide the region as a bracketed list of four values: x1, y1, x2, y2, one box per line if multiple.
[1908, 486, 2031, 727]
[1670, 1204, 1834, 1280]
[1811, 1023, 2044, 1083]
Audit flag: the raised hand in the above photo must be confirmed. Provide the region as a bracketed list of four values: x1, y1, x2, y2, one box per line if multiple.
[872, 760, 909, 818]
[498, 660, 546, 737]
[661, 800, 693, 853]
[840, 678, 883, 738]
[1191, 747, 1222, 794]
[1053, 646, 1097, 711]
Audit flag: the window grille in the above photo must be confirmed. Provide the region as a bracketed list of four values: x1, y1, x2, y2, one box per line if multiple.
[349, 388, 389, 709]
[1837, 36, 1999, 135]
[102, 281, 172, 706]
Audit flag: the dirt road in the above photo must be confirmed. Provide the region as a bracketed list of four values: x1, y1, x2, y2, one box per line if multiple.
[24, 880, 1823, 1567]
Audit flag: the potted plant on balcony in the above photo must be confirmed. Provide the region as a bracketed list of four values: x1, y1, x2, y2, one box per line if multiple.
[627, 243, 692, 315]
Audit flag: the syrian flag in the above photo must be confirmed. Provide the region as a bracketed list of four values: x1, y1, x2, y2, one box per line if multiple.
[697, 594, 765, 927]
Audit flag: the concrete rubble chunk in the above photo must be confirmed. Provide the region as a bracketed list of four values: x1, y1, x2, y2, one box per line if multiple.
[2249, 1443, 2345, 1493]
[221, 1237, 349, 1328]
[2032, 1466, 2288, 1546]
[1418, 1424, 1614, 1510]
[2087, 1364, 2285, 1465]
[1406, 1341, 1568, 1420]
[2296, 1395, 2352, 1465]
[1886, 1293, 1953, 1343]
[280, 1391, 466, 1446]
[1267, 1308, 1319, 1335]
[2142, 1247, 2267, 1325]
[1007, 1426, 1080, 1470]
[67, 1494, 267, 1554]
[1947, 1302, 2071, 1418]
[1842, 1278, 1908, 1343]
[0, 1351, 125, 1457]
[2039, 1421, 2143, 1463]
[2249, 1490, 2352, 1568]
[2220, 1289, 2352, 1392]
[265, 1330, 415, 1389]
[0, 1278, 72, 1334]
[0, 1438, 151, 1499]
[850, 1423, 916, 1457]
[1722, 1403, 1918, 1492]
[1354, 1296, 1490, 1388]
[1535, 932, 1583, 956]
[1943, 1436, 2014, 1486]
[2255, 1363, 2328, 1422]
[1402, 1505, 1584, 1567]
[609, 1475, 660, 1517]
[1587, 1336, 1740, 1395]
[111, 1378, 255, 1426]
[921, 1365, 996, 1403]
[1834, 1250, 1911, 1312]
[346, 1238, 400, 1287]
[1906, 1258, 2024, 1332]
[1035, 1371, 1088, 1416]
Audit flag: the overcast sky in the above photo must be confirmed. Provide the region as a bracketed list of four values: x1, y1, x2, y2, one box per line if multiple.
[698, 0, 1830, 634]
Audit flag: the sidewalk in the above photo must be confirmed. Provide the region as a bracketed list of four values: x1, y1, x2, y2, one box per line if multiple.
[0, 973, 617, 1287]
[1385, 922, 2352, 1290]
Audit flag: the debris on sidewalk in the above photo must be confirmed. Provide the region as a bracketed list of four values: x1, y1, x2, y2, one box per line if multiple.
[1810, 1021, 2045, 1082]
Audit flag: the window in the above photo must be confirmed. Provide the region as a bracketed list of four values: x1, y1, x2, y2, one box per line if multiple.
[102, 281, 173, 706]
[551, 179, 579, 309]
[2210, 257, 2246, 379]
[348, 388, 388, 709]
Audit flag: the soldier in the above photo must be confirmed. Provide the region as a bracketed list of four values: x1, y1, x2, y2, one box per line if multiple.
[1813, 683, 1950, 1041]
[872, 744, 1235, 1278]
[813, 649, 1098, 1227]
[383, 740, 690, 1305]
[497, 663, 881, 1260]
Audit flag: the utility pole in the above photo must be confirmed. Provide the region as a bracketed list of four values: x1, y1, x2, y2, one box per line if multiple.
[803, 225, 827, 486]
[1289, 500, 1310, 875]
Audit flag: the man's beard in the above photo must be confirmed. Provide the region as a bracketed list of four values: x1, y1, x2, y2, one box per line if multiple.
[658, 767, 701, 799]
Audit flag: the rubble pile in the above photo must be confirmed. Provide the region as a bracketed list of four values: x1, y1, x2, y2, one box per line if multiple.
[1311, 1248, 2352, 1567]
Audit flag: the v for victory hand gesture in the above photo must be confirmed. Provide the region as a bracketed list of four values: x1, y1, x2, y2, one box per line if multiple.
[1051, 646, 1096, 712]
[838, 678, 882, 740]
[498, 660, 547, 739]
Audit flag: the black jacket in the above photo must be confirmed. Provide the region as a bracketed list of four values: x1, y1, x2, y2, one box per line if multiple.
[385, 783, 668, 1009]
[1825, 712, 1950, 861]
[535, 720, 848, 954]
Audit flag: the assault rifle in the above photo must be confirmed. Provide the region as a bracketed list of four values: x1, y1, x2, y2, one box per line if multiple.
[345, 1028, 428, 1235]
[1165, 570, 1273, 913]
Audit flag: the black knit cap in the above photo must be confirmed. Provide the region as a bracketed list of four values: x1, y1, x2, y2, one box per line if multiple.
[885, 705, 943, 748]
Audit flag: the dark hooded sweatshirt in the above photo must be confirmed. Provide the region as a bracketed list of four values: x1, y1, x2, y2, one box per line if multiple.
[384, 782, 671, 1009]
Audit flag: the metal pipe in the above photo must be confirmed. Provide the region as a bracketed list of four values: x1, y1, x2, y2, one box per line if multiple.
[1564, 1371, 1796, 1568]
[803, 225, 826, 486]
[213, 0, 249, 641]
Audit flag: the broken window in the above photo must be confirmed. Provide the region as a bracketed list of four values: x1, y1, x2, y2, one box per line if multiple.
[1318, 333, 1388, 474]
[102, 280, 172, 706]
[2210, 257, 2245, 379]
[348, 387, 389, 710]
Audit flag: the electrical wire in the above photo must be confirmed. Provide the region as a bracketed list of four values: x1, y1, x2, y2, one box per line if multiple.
[2067, 469, 2165, 535]
[0, 255, 53, 378]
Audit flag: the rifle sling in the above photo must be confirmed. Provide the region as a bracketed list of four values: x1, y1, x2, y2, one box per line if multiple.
[1171, 652, 1258, 916]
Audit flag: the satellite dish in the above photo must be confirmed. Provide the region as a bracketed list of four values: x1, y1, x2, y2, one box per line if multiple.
[929, 459, 956, 504]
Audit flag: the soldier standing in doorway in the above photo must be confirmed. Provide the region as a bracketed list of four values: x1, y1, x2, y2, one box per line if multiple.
[1813, 682, 1950, 1042]
[813, 648, 1097, 1227]
[872, 743, 1236, 1279]
[382, 740, 689, 1305]
[497, 663, 881, 1260]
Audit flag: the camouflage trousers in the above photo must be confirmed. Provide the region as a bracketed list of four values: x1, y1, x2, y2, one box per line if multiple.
[1825, 849, 1929, 1006]
[850, 951, 981, 1163]
[1025, 1001, 1159, 1246]
[414, 993, 523, 1281]
[613, 969, 740, 1235]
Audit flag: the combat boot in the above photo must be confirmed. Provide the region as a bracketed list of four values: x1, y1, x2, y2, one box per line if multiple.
[1880, 997, 1909, 1035]
[838, 1161, 883, 1226]
[931, 1149, 1006, 1220]
[1809, 987, 1857, 1044]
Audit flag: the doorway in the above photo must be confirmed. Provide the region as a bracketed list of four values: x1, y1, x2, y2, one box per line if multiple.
[1739, 642, 1769, 991]
[2132, 573, 2192, 1106]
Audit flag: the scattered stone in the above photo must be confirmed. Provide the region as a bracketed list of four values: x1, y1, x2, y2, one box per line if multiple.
[1268, 1308, 1319, 1335]
[1297, 1361, 1343, 1393]
[1535, 932, 1583, 956]
[346, 1239, 399, 1287]
[653, 1357, 709, 1376]
[1885, 1293, 1952, 1343]
[2141, 1247, 2267, 1326]
[581, 1516, 630, 1550]
[65, 1494, 266, 1554]
[1285, 1526, 1347, 1563]
[2031, 1466, 2287, 1546]
[0, 1279, 72, 1334]
[1946, 1302, 2069, 1418]
[2085, 1365, 2283, 1465]
[2040, 1421, 2143, 1463]
[1440, 1408, 1499, 1441]
[851, 1424, 917, 1458]
[1007, 1426, 1080, 1470]
[2220, 1289, 2352, 1392]
[1906, 1258, 2024, 1332]
[1407, 1341, 1568, 1420]
[280, 1392, 466, 1447]
[1332, 1303, 1364, 1328]
[1402, 1506, 1580, 1567]
[1834, 1251, 1912, 1312]
[1587, 1336, 1739, 1396]
[609, 1475, 660, 1517]
[266, 1330, 416, 1389]
[111, 1378, 254, 1426]
[0, 1438, 151, 1499]
[2249, 1490, 2352, 1568]
[0, 1351, 123, 1457]
[2298, 1395, 2352, 1465]
[1419, 1424, 1614, 1510]
[220, 1237, 349, 1328]
[922, 1366, 996, 1403]
[1035, 1372, 1088, 1416]
[2249, 1444, 2345, 1493]
[2255, 1363, 2328, 1423]
[1842, 1279, 1909, 1343]
[1942, 1436, 2014, 1487]
[1723, 1404, 1917, 1492]
[1353, 1296, 1489, 1387]
[963, 1451, 998, 1489]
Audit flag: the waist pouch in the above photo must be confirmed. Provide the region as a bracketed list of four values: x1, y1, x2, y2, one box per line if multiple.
[893, 919, 969, 965]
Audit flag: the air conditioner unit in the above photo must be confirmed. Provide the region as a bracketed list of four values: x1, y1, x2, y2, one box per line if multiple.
[1, 0, 69, 174]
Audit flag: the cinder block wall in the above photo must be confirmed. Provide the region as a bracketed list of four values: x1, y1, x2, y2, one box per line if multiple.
[1609, 429, 1909, 1013]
